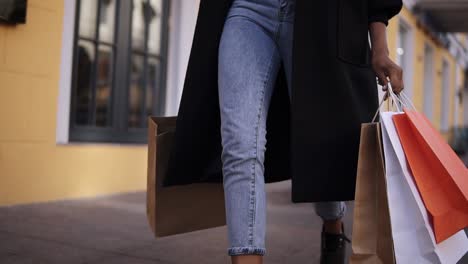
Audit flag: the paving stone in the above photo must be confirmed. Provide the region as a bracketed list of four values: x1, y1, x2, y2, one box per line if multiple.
[89, 254, 175, 264]
[0, 254, 38, 264]
[0, 231, 108, 264]
[0, 198, 154, 254]
[0, 180, 466, 264]
[128, 227, 229, 264]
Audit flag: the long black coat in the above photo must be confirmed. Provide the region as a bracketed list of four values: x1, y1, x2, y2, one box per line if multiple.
[163, 0, 402, 202]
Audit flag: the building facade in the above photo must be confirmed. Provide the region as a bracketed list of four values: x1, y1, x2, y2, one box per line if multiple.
[0, 0, 466, 206]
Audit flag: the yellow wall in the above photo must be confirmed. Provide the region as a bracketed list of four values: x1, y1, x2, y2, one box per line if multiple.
[387, 6, 465, 139]
[0, 0, 147, 206]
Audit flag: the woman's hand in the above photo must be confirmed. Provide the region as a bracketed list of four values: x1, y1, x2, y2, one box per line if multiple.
[369, 22, 404, 95]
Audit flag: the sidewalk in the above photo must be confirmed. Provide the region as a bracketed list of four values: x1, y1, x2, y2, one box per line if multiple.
[0, 181, 466, 264]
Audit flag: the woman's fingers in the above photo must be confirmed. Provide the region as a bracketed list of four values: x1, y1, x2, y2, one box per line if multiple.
[376, 71, 388, 88]
[372, 53, 405, 95]
[388, 63, 404, 94]
[375, 70, 390, 101]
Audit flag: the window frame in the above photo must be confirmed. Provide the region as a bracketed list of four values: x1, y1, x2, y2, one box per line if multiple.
[69, 0, 170, 144]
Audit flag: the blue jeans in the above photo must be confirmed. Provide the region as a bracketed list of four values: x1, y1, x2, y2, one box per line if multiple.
[218, 0, 346, 256]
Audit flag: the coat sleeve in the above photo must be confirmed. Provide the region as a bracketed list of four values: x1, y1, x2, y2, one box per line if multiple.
[368, 0, 403, 26]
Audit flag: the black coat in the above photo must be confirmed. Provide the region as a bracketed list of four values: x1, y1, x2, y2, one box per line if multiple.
[163, 0, 402, 202]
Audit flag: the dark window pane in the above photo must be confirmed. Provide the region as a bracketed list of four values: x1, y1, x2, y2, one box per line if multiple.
[96, 45, 114, 127]
[79, 0, 98, 39]
[99, 0, 116, 43]
[128, 54, 144, 128]
[75, 40, 95, 126]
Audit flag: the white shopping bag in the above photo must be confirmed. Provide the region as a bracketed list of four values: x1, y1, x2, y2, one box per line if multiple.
[380, 112, 468, 264]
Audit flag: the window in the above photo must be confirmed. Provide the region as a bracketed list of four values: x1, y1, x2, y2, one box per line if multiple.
[440, 59, 451, 132]
[423, 43, 434, 121]
[396, 20, 413, 99]
[70, 0, 169, 143]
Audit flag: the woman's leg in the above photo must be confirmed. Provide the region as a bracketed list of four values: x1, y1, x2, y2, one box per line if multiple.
[218, 10, 281, 261]
[315, 202, 347, 233]
[315, 202, 349, 264]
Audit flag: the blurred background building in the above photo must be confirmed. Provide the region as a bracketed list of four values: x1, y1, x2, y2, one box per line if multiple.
[0, 0, 467, 206]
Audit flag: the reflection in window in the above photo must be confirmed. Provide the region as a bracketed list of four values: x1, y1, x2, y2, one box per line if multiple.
[74, 0, 116, 127]
[128, 0, 164, 128]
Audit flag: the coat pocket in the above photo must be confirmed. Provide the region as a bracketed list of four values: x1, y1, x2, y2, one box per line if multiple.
[337, 0, 371, 67]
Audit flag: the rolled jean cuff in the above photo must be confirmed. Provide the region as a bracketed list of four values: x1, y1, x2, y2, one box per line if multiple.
[228, 247, 266, 256]
[315, 202, 347, 221]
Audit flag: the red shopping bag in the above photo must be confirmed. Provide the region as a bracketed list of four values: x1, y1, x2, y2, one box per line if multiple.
[392, 110, 468, 243]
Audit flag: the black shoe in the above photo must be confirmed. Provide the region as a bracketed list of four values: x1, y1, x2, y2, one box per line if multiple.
[320, 224, 351, 264]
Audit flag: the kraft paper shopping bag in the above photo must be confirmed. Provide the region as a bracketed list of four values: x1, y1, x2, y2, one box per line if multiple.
[381, 112, 468, 264]
[350, 123, 395, 264]
[147, 117, 226, 237]
[393, 112, 468, 243]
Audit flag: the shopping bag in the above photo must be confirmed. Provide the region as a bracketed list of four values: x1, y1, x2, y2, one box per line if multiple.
[381, 112, 468, 263]
[392, 111, 468, 243]
[147, 117, 226, 237]
[350, 123, 395, 264]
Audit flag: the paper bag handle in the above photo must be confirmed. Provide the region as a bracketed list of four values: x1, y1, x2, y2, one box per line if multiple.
[372, 83, 405, 122]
